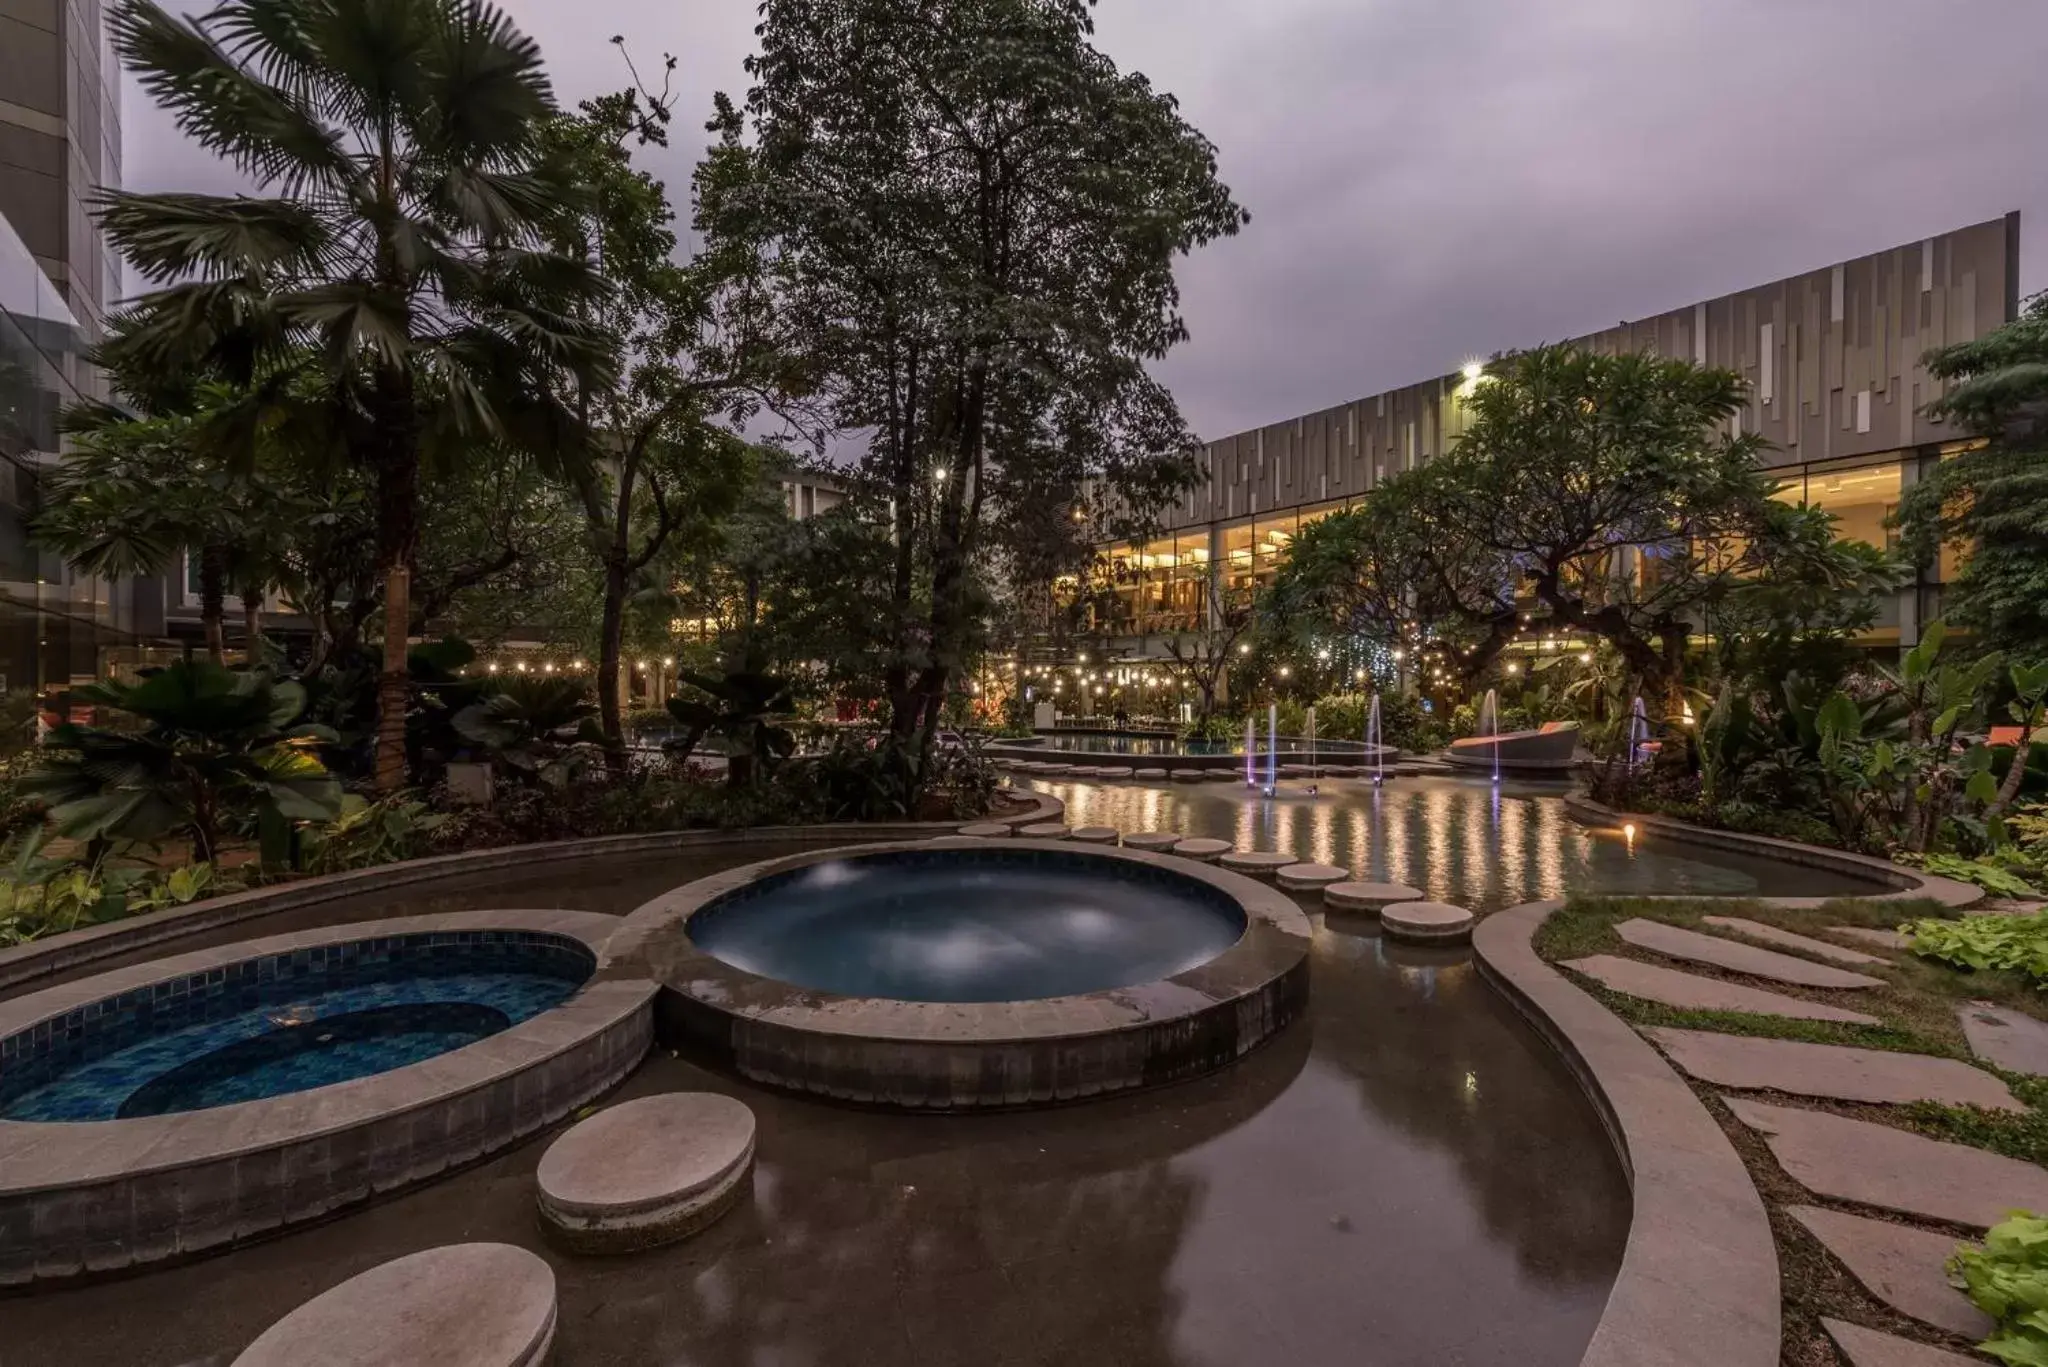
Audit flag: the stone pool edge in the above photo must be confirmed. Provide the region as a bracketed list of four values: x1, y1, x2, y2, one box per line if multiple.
[1473, 900, 1780, 1367]
[611, 838, 1313, 1110]
[0, 793, 1066, 998]
[1560, 794, 1981, 908]
[0, 908, 657, 1287]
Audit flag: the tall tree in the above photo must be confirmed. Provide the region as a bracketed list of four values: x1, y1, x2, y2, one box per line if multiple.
[1900, 291, 2048, 657]
[700, 0, 1248, 776]
[97, 0, 611, 790]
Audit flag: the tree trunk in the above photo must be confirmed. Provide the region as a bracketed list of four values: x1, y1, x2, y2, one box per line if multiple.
[1992, 715, 2039, 815]
[375, 564, 410, 792]
[369, 362, 419, 795]
[197, 544, 229, 665]
[597, 549, 630, 778]
[240, 586, 263, 662]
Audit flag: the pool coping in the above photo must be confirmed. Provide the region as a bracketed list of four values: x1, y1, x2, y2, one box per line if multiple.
[0, 793, 1066, 998]
[1474, 900, 1781, 1367]
[1560, 794, 1982, 908]
[609, 838, 1314, 1108]
[0, 908, 658, 1285]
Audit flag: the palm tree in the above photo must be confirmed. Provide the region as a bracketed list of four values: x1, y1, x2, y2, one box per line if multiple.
[97, 0, 612, 790]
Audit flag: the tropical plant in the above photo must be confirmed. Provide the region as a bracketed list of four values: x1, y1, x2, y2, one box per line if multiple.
[1905, 914, 2048, 985]
[100, 0, 613, 791]
[18, 661, 343, 863]
[1949, 1210, 2048, 1367]
[663, 672, 795, 788]
[296, 793, 450, 873]
[452, 675, 599, 783]
[1904, 854, 2045, 901]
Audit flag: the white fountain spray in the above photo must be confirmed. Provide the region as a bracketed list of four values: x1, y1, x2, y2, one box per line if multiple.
[1306, 705, 1317, 772]
[1627, 695, 1651, 768]
[1244, 715, 1256, 787]
[1266, 702, 1278, 794]
[1368, 691, 1384, 786]
[1479, 686, 1501, 785]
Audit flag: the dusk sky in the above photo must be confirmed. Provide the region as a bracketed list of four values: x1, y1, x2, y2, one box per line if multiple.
[122, 0, 2048, 444]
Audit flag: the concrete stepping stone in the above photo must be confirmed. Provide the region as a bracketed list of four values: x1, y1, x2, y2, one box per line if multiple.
[1323, 882, 1424, 915]
[1832, 926, 1908, 950]
[1700, 915, 1885, 966]
[232, 1243, 555, 1367]
[1958, 1002, 2048, 1076]
[1822, 1318, 1985, 1367]
[1562, 955, 1880, 1024]
[955, 822, 1012, 838]
[1017, 823, 1071, 840]
[1201, 770, 1240, 782]
[1038, 764, 1073, 775]
[1382, 901, 1475, 945]
[1171, 770, 1205, 784]
[1070, 826, 1120, 845]
[1122, 832, 1181, 852]
[1219, 850, 1294, 878]
[1134, 767, 1168, 780]
[1615, 918, 1886, 989]
[1276, 863, 1347, 891]
[537, 1094, 755, 1254]
[1724, 1097, 2048, 1229]
[1788, 1207, 1990, 1338]
[1645, 1028, 2023, 1110]
[1173, 837, 1232, 863]
[1097, 766, 1134, 778]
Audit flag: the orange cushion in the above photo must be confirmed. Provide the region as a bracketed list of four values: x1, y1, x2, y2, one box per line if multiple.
[1988, 726, 2026, 748]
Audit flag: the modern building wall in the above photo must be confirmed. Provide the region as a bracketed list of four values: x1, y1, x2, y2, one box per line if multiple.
[1089, 215, 2020, 649]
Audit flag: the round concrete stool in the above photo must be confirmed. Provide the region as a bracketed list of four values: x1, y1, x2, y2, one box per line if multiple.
[1276, 862, 1347, 891]
[1322, 882, 1425, 916]
[1219, 850, 1294, 879]
[1173, 837, 1232, 863]
[955, 822, 1012, 838]
[1171, 769, 1205, 784]
[1381, 901, 1476, 945]
[1039, 764, 1073, 776]
[1134, 767, 1169, 780]
[537, 1094, 756, 1254]
[1098, 766, 1134, 779]
[232, 1243, 555, 1367]
[1018, 822, 1072, 840]
[1070, 826, 1120, 845]
[1202, 770, 1240, 782]
[1123, 831, 1181, 852]
[1278, 764, 1309, 777]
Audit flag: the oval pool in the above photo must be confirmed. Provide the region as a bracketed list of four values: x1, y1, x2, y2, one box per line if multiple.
[688, 846, 1249, 1002]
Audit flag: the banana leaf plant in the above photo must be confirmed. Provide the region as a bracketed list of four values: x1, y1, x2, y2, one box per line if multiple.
[664, 672, 796, 788]
[452, 676, 601, 784]
[19, 661, 343, 863]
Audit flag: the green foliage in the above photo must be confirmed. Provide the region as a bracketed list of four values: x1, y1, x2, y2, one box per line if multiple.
[1905, 913, 2048, 985]
[664, 672, 796, 788]
[0, 847, 238, 948]
[19, 661, 342, 862]
[297, 794, 451, 875]
[453, 676, 600, 783]
[1907, 854, 2045, 900]
[1948, 1211, 2048, 1366]
[1181, 714, 1235, 745]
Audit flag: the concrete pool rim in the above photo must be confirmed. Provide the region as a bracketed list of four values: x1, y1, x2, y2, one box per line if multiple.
[609, 838, 1313, 1110]
[0, 908, 656, 1286]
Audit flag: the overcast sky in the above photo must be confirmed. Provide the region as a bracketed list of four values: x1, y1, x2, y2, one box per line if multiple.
[121, 0, 2048, 444]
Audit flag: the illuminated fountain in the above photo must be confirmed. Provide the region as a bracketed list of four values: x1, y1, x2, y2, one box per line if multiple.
[1627, 696, 1652, 768]
[1367, 692, 1385, 786]
[1478, 687, 1501, 784]
[1265, 703, 1279, 795]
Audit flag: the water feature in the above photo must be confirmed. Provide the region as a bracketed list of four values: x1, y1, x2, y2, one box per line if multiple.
[1478, 687, 1501, 784]
[1244, 715, 1256, 786]
[1367, 692, 1386, 785]
[1266, 703, 1279, 794]
[1307, 705, 1318, 770]
[1627, 695, 1652, 767]
[686, 848, 1248, 1003]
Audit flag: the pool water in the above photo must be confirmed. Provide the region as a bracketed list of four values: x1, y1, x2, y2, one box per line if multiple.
[2, 943, 589, 1123]
[691, 849, 1248, 1002]
[1019, 732, 1376, 757]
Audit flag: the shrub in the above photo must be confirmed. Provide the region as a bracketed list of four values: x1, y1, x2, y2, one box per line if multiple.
[1905, 913, 2048, 986]
[1948, 1210, 2048, 1366]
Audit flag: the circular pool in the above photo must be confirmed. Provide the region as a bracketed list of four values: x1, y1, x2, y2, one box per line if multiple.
[0, 931, 592, 1122]
[689, 847, 1248, 1002]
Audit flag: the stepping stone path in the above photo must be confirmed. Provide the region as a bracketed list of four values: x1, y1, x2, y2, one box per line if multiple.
[1122, 832, 1181, 852]
[1615, 918, 1885, 989]
[1070, 826, 1120, 845]
[954, 822, 1011, 838]
[231, 1243, 555, 1367]
[1323, 882, 1424, 914]
[1822, 1318, 1985, 1367]
[1645, 1027, 2022, 1110]
[1018, 823, 1071, 840]
[1788, 1207, 1990, 1338]
[1381, 901, 1475, 945]
[1957, 1002, 2048, 1076]
[1723, 1097, 2048, 1229]
[1562, 955, 1880, 1024]
[1219, 851, 1294, 879]
[1700, 915, 1885, 967]
[1831, 926, 1908, 950]
[1098, 766, 1134, 778]
[1172, 838, 1232, 863]
[537, 1094, 756, 1254]
[1201, 770, 1239, 782]
[1171, 770, 1205, 784]
[1276, 863, 1348, 891]
[1134, 767, 1168, 780]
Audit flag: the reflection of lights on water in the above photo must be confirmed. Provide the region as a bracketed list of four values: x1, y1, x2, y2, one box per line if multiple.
[1464, 1071, 1478, 1095]
[801, 861, 866, 889]
[1623, 822, 1638, 853]
[267, 1005, 317, 1028]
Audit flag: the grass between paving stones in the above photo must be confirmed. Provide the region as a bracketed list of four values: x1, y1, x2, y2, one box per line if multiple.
[1536, 896, 2045, 1365]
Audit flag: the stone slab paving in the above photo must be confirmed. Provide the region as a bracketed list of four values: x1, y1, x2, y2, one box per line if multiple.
[1121, 831, 1181, 852]
[1382, 901, 1475, 945]
[1562, 955, 1881, 1024]
[1323, 881, 1423, 914]
[232, 1243, 556, 1367]
[1615, 918, 1886, 989]
[1822, 1318, 1986, 1367]
[1275, 862, 1347, 891]
[1787, 1206, 1990, 1339]
[1832, 927, 1909, 950]
[537, 1094, 755, 1254]
[1957, 1002, 2048, 1076]
[1724, 1097, 2048, 1230]
[1645, 1028, 2023, 1111]
[1699, 915, 1886, 967]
